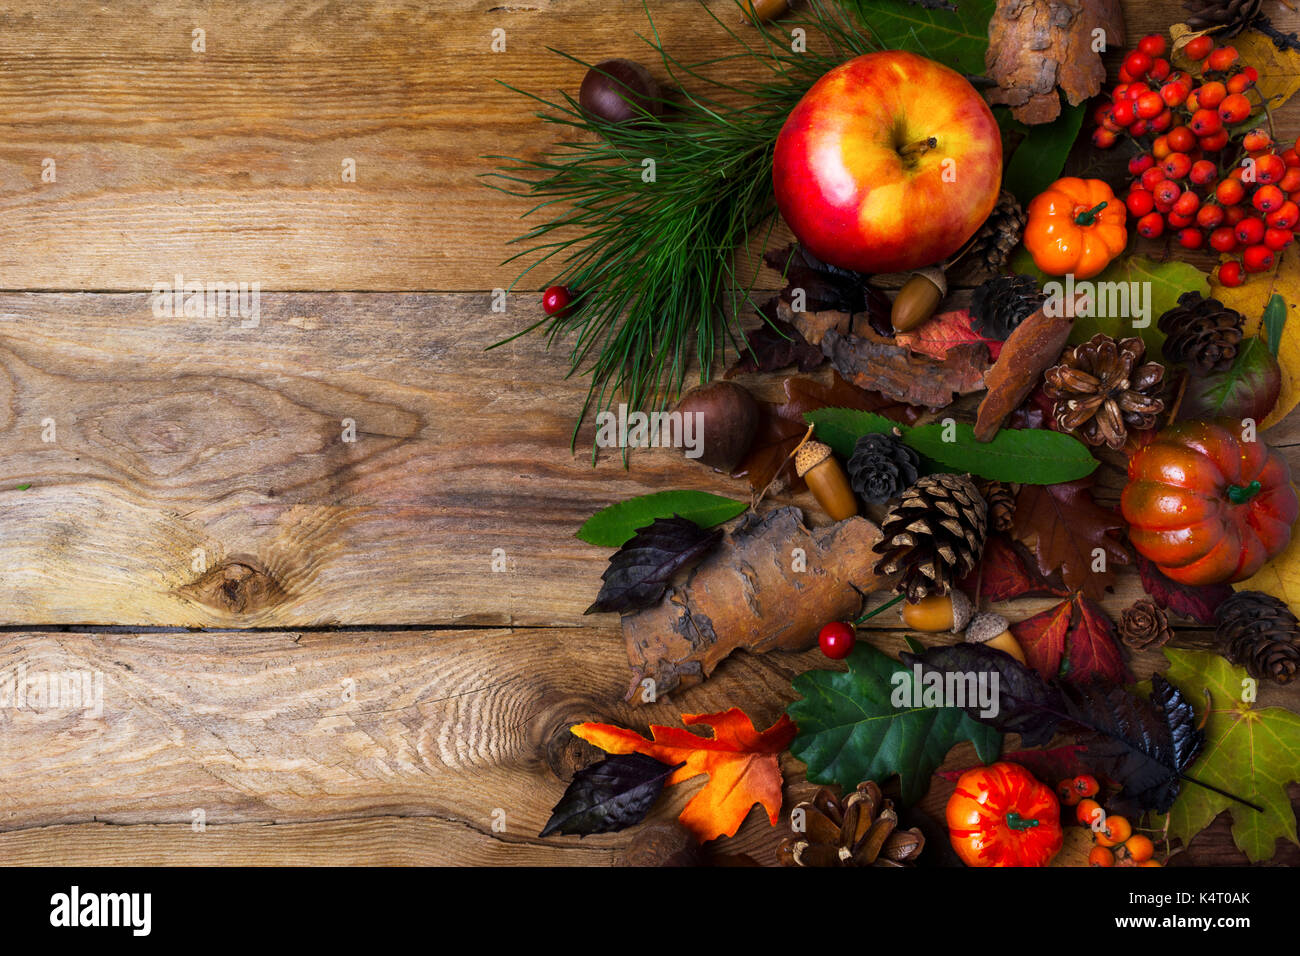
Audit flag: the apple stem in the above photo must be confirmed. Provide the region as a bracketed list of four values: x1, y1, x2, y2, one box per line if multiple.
[1074, 201, 1108, 226]
[899, 136, 937, 159]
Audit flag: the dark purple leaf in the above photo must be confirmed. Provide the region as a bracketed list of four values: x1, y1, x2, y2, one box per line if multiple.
[1178, 338, 1281, 423]
[726, 313, 825, 378]
[586, 516, 722, 614]
[539, 754, 683, 837]
[1135, 552, 1234, 625]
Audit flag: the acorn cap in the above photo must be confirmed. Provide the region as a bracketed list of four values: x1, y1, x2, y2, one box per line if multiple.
[965, 611, 1011, 646]
[915, 265, 947, 297]
[948, 590, 974, 633]
[795, 440, 833, 478]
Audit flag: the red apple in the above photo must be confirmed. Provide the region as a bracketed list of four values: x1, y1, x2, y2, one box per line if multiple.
[773, 51, 1003, 274]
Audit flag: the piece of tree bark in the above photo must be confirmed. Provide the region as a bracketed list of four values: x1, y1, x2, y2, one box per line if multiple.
[822, 329, 989, 408]
[975, 306, 1075, 441]
[621, 507, 884, 702]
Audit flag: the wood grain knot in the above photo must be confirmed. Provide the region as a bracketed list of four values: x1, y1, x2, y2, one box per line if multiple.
[541, 711, 607, 783]
[179, 556, 288, 615]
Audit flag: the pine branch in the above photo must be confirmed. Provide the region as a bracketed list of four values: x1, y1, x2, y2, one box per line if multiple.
[1255, 15, 1300, 53]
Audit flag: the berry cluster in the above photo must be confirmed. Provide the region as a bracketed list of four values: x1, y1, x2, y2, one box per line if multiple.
[1057, 775, 1161, 867]
[1092, 32, 1300, 286]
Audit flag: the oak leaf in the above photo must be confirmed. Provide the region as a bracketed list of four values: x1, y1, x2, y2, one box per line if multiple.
[571, 708, 796, 842]
[1012, 477, 1131, 600]
[1135, 552, 1233, 625]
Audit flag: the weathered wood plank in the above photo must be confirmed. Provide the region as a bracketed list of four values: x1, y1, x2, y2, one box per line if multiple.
[0, 0, 1296, 291]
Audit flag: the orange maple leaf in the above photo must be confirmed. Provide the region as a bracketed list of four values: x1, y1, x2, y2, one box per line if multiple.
[571, 708, 795, 842]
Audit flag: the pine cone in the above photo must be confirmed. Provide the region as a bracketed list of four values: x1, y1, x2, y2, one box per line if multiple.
[1216, 591, 1300, 685]
[777, 781, 924, 867]
[1157, 291, 1245, 373]
[1185, 0, 1264, 36]
[847, 432, 920, 505]
[970, 274, 1045, 341]
[1043, 334, 1166, 449]
[964, 190, 1027, 274]
[1120, 599, 1173, 650]
[982, 480, 1016, 534]
[873, 473, 987, 602]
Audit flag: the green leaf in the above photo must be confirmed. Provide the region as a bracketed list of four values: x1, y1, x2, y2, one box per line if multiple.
[1009, 250, 1211, 355]
[15, 483, 30, 491]
[998, 102, 1087, 207]
[905, 423, 1098, 484]
[1264, 293, 1287, 356]
[841, 0, 998, 76]
[1178, 337, 1282, 423]
[577, 490, 747, 547]
[803, 408, 899, 459]
[1154, 648, 1300, 863]
[787, 643, 1002, 807]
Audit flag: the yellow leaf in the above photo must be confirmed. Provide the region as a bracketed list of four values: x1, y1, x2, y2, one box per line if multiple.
[1209, 247, 1300, 429]
[1235, 529, 1300, 614]
[1170, 23, 1300, 111]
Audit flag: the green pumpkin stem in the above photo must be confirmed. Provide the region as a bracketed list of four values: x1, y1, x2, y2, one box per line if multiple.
[1004, 812, 1041, 831]
[1074, 201, 1108, 226]
[1227, 480, 1262, 505]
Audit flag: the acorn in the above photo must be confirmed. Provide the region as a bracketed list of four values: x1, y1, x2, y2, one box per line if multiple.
[964, 612, 1028, 665]
[743, 0, 789, 22]
[675, 381, 759, 472]
[579, 59, 664, 126]
[891, 266, 947, 333]
[795, 441, 858, 521]
[901, 590, 973, 633]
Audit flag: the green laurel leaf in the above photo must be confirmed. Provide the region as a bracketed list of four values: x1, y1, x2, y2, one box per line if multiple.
[577, 490, 747, 547]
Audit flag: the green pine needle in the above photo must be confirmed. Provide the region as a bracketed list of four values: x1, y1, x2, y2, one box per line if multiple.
[484, 0, 879, 455]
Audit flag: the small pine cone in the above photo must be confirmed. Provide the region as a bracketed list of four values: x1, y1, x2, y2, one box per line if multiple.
[847, 432, 920, 505]
[873, 473, 987, 602]
[982, 480, 1016, 534]
[964, 190, 1027, 274]
[1184, 0, 1264, 36]
[970, 274, 1045, 341]
[1119, 599, 1173, 650]
[1043, 334, 1166, 450]
[1157, 291, 1245, 373]
[1216, 591, 1300, 685]
[777, 781, 924, 867]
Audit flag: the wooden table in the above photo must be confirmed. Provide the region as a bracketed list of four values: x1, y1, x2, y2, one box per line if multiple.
[0, 0, 1296, 866]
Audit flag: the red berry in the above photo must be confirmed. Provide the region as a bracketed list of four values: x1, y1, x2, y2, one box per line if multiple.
[1267, 201, 1300, 230]
[1154, 179, 1182, 207]
[1218, 260, 1245, 287]
[1225, 203, 1248, 226]
[1190, 108, 1222, 136]
[1217, 179, 1246, 205]
[1190, 159, 1219, 185]
[1207, 46, 1239, 71]
[1218, 93, 1252, 125]
[1161, 81, 1189, 107]
[1255, 154, 1287, 184]
[1197, 81, 1227, 108]
[1124, 51, 1153, 78]
[1242, 129, 1273, 152]
[1197, 203, 1226, 229]
[1254, 184, 1286, 213]
[1118, 66, 1135, 84]
[1131, 119, 1150, 137]
[1167, 211, 1195, 229]
[1138, 34, 1167, 57]
[1141, 167, 1168, 192]
[1242, 66, 1260, 85]
[1185, 35, 1214, 60]
[1111, 100, 1136, 126]
[1173, 190, 1201, 216]
[1149, 58, 1172, 82]
[1152, 136, 1172, 160]
[1129, 153, 1156, 176]
[1244, 244, 1275, 272]
[542, 285, 575, 317]
[818, 621, 856, 660]
[1210, 226, 1239, 252]
[1199, 130, 1230, 152]
[1166, 126, 1196, 153]
[1092, 127, 1118, 149]
[1279, 168, 1300, 193]
[1236, 216, 1267, 245]
[1185, 90, 1202, 112]
[1178, 227, 1205, 249]
[1163, 152, 1193, 180]
[1227, 72, 1255, 94]
[1149, 108, 1173, 133]
[1127, 188, 1156, 217]
[1265, 227, 1294, 251]
[1136, 91, 1165, 119]
[1137, 212, 1165, 238]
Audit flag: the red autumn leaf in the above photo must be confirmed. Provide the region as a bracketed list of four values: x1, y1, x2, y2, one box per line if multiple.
[895, 309, 1004, 362]
[1134, 552, 1232, 626]
[571, 708, 796, 842]
[959, 533, 1070, 602]
[1011, 597, 1074, 681]
[1069, 594, 1132, 684]
[1011, 593, 1131, 685]
[1012, 477, 1131, 601]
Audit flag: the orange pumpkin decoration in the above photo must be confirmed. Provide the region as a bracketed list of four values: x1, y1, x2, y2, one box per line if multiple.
[1023, 177, 1128, 279]
[946, 762, 1063, 867]
[1122, 420, 1298, 585]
